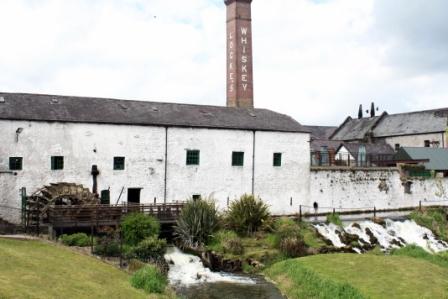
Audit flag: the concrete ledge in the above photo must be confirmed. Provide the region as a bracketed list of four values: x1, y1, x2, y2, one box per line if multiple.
[310, 166, 399, 172]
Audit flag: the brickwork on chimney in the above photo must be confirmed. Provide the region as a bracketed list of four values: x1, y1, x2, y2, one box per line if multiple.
[225, 0, 254, 108]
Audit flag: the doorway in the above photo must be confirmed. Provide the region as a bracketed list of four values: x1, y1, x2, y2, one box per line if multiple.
[127, 188, 141, 204]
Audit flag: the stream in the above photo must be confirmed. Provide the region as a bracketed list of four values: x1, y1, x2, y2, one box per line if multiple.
[164, 247, 285, 299]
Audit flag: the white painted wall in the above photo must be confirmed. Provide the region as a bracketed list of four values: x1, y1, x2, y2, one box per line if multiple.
[0, 120, 310, 223]
[309, 168, 448, 214]
[381, 133, 446, 149]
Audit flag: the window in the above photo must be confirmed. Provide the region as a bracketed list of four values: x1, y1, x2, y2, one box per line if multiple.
[9, 157, 22, 170]
[232, 151, 244, 166]
[51, 156, 64, 170]
[395, 144, 400, 151]
[113, 157, 125, 170]
[273, 153, 282, 167]
[424, 140, 431, 148]
[186, 150, 200, 165]
[192, 194, 201, 201]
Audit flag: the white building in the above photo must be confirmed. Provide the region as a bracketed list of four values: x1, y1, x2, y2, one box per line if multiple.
[0, 92, 310, 223]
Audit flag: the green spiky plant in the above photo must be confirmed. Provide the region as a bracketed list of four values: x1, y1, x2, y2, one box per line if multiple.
[226, 194, 270, 236]
[174, 196, 219, 249]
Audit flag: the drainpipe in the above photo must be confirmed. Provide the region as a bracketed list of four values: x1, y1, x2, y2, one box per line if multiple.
[252, 130, 256, 195]
[164, 127, 168, 203]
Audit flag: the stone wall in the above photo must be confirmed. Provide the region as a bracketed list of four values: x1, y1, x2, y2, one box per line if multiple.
[309, 167, 448, 213]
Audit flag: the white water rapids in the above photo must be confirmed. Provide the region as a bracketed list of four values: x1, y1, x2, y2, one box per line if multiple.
[164, 247, 255, 286]
[315, 219, 448, 253]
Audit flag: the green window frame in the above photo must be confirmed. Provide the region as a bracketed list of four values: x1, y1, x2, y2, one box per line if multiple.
[51, 156, 64, 170]
[273, 153, 282, 167]
[113, 157, 125, 170]
[186, 150, 200, 165]
[232, 151, 244, 166]
[9, 157, 23, 170]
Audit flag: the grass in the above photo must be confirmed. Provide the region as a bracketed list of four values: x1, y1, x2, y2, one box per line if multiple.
[0, 238, 174, 299]
[299, 221, 327, 248]
[326, 213, 343, 226]
[265, 253, 448, 299]
[410, 208, 448, 242]
[131, 265, 167, 294]
[391, 244, 448, 268]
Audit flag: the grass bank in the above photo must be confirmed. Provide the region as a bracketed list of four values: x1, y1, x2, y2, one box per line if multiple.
[0, 238, 174, 299]
[410, 207, 448, 242]
[265, 253, 448, 299]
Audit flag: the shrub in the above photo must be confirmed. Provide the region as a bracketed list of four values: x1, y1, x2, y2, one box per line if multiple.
[60, 233, 92, 247]
[130, 265, 167, 294]
[93, 235, 121, 257]
[226, 194, 270, 236]
[121, 213, 160, 246]
[279, 236, 306, 258]
[129, 237, 167, 262]
[209, 230, 244, 255]
[272, 217, 301, 247]
[174, 197, 219, 249]
[326, 213, 343, 226]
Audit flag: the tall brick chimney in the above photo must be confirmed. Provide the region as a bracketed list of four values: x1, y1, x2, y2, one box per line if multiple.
[225, 0, 254, 108]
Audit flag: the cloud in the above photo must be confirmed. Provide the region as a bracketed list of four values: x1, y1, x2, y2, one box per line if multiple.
[0, 0, 447, 126]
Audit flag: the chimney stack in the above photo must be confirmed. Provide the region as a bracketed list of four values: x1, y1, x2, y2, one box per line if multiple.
[225, 0, 254, 108]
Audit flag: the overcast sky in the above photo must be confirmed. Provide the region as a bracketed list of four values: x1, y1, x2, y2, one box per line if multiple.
[1, 0, 447, 126]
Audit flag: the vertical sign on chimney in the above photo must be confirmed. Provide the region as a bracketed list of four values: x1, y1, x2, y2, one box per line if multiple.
[225, 0, 254, 109]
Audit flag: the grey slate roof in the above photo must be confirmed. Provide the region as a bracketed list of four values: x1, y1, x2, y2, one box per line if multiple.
[330, 115, 383, 141]
[395, 147, 448, 171]
[373, 108, 448, 137]
[0, 92, 308, 133]
[303, 125, 337, 140]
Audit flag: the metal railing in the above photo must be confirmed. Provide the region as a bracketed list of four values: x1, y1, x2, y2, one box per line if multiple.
[310, 151, 396, 167]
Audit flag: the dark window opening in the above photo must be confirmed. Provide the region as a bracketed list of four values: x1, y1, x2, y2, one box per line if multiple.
[192, 194, 201, 201]
[424, 140, 431, 148]
[9, 157, 22, 171]
[113, 157, 125, 170]
[232, 151, 244, 166]
[186, 150, 200, 165]
[51, 156, 64, 170]
[273, 153, 282, 167]
[127, 188, 141, 204]
[395, 144, 400, 151]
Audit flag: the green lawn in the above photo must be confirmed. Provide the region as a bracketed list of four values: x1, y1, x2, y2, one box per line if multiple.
[0, 238, 171, 299]
[266, 253, 448, 299]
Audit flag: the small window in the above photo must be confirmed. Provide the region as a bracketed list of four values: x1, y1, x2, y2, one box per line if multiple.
[395, 144, 400, 151]
[192, 194, 201, 201]
[51, 156, 64, 170]
[424, 140, 430, 148]
[232, 151, 244, 166]
[186, 150, 200, 165]
[273, 153, 282, 167]
[9, 157, 22, 170]
[113, 157, 125, 170]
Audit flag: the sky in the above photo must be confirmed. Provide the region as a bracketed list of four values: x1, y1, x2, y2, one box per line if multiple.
[0, 0, 447, 126]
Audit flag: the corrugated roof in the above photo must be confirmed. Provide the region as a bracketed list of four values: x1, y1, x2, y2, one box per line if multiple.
[396, 147, 448, 171]
[373, 108, 448, 137]
[0, 92, 308, 133]
[331, 116, 383, 141]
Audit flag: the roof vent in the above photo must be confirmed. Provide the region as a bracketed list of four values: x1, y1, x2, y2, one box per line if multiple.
[249, 112, 257, 117]
[152, 107, 159, 112]
[119, 104, 128, 110]
[51, 98, 59, 104]
[0, 96, 5, 103]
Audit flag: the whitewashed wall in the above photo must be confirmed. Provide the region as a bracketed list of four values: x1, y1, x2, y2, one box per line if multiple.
[0, 120, 310, 223]
[380, 133, 446, 148]
[309, 168, 448, 213]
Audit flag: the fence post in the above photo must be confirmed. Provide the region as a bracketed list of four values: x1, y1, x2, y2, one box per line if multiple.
[419, 200, 422, 212]
[333, 208, 335, 215]
[299, 205, 302, 221]
[290, 197, 293, 206]
[154, 197, 157, 205]
[374, 206, 376, 218]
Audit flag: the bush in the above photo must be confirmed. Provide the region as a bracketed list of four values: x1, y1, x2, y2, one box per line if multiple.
[174, 197, 219, 249]
[130, 265, 167, 294]
[326, 213, 343, 226]
[272, 217, 301, 247]
[93, 236, 121, 257]
[121, 213, 160, 246]
[279, 237, 306, 258]
[226, 194, 270, 236]
[209, 230, 244, 255]
[60, 233, 92, 247]
[129, 237, 167, 262]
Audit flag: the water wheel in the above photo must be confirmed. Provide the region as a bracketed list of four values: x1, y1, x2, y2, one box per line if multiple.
[26, 183, 99, 225]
